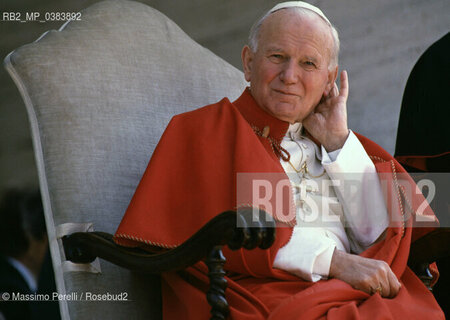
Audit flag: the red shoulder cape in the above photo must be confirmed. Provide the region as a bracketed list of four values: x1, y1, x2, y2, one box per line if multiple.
[114, 89, 443, 319]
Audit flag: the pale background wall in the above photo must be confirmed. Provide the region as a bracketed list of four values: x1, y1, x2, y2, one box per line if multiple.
[1, 0, 449, 194]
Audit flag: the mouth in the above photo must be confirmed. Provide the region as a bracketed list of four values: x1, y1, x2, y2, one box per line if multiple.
[273, 89, 299, 97]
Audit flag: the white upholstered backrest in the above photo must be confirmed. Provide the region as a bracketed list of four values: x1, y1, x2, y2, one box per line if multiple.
[4, 0, 246, 318]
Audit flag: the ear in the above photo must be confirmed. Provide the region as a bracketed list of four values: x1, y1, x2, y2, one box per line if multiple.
[324, 65, 338, 95]
[241, 45, 254, 82]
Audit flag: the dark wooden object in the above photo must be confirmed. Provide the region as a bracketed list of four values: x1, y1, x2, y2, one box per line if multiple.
[62, 208, 275, 320]
[206, 246, 228, 320]
[62, 209, 448, 319]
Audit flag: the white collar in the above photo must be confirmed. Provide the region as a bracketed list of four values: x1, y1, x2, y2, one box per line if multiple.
[285, 122, 303, 140]
[7, 257, 38, 293]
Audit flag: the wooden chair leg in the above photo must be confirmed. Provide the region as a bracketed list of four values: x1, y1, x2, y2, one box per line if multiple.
[206, 246, 229, 320]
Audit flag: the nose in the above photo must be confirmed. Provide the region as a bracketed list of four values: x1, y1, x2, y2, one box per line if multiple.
[279, 60, 298, 84]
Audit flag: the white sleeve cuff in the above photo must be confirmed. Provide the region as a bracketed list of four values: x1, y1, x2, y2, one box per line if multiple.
[321, 130, 374, 173]
[273, 227, 337, 282]
[312, 242, 336, 279]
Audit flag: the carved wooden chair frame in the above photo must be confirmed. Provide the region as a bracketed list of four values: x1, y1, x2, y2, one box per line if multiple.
[62, 207, 449, 320]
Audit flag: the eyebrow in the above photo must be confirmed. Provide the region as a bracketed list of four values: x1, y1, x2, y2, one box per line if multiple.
[265, 48, 320, 62]
[265, 47, 284, 53]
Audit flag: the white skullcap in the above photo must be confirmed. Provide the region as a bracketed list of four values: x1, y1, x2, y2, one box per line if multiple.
[269, 1, 331, 25]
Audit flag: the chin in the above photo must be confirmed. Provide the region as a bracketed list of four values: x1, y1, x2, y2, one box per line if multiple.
[271, 111, 297, 123]
[271, 104, 300, 122]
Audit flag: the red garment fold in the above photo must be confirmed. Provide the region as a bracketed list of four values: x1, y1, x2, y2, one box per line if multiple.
[115, 89, 443, 319]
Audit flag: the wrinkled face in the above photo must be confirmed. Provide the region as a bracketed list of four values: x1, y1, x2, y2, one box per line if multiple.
[242, 10, 337, 123]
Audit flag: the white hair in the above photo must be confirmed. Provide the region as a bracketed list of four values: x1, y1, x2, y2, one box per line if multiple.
[248, 5, 340, 70]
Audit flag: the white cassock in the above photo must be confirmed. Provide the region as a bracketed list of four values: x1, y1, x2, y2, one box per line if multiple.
[273, 123, 389, 281]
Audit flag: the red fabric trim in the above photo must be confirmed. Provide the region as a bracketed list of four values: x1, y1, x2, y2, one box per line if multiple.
[396, 151, 450, 160]
[395, 156, 428, 171]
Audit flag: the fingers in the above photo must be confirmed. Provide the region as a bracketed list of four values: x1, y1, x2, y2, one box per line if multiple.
[329, 253, 403, 300]
[386, 269, 402, 298]
[332, 83, 339, 97]
[339, 70, 349, 101]
[377, 261, 391, 298]
[324, 70, 348, 100]
[379, 262, 401, 298]
[379, 275, 391, 298]
[370, 262, 401, 298]
[369, 284, 383, 296]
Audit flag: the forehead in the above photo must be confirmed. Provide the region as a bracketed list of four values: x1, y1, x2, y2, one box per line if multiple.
[258, 9, 332, 57]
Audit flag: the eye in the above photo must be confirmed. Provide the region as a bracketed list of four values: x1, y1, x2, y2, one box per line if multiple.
[304, 61, 316, 68]
[268, 54, 284, 63]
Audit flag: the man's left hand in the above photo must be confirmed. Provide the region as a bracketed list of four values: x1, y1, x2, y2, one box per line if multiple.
[303, 70, 349, 152]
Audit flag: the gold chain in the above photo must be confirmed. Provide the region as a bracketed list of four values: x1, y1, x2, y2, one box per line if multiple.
[287, 159, 326, 178]
[251, 123, 326, 178]
[287, 159, 305, 174]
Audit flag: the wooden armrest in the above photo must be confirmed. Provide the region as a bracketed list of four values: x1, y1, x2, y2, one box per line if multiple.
[408, 228, 450, 289]
[62, 208, 275, 320]
[62, 208, 275, 272]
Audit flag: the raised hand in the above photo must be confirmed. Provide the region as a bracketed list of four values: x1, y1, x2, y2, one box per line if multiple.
[329, 249, 402, 298]
[303, 70, 350, 152]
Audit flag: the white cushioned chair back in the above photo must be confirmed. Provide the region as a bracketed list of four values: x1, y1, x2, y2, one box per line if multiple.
[4, 0, 246, 319]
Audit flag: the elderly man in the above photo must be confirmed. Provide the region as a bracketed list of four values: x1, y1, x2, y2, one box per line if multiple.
[115, 2, 443, 319]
